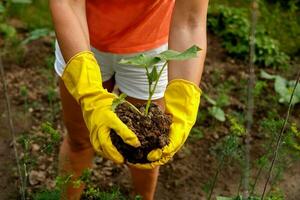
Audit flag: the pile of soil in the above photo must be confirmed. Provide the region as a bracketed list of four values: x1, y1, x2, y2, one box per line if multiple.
[111, 102, 172, 163]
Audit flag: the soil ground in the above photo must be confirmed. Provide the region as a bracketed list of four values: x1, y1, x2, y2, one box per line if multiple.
[0, 33, 299, 200]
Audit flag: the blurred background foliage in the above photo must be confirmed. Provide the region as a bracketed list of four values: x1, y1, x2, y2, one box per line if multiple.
[1, 0, 299, 67]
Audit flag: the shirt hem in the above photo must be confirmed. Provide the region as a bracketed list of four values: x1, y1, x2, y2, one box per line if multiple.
[91, 37, 168, 54]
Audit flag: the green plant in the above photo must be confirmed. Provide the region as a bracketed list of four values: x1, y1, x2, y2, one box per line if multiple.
[253, 80, 267, 97]
[260, 70, 300, 104]
[41, 122, 61, 154]
[7, 0, 52, 30]
[83, 187, 126, 200]
[207, 134, 241, 200]
[22, 28, 54, 44]
[207, 5, 290, 68]
[19, 85, 29, 113]
[190, 127, 204, 139]
[47, 87, 58, 122]
[117, 45, 201, 115]
[203, 93, 228, 122]
[33, 189, 61, 200]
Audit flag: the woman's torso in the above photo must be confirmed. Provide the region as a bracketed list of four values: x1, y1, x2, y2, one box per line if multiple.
[86, 0, 175, 53]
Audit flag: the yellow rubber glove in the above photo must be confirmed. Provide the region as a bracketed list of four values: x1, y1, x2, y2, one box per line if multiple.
[131, 79, 201, 169]
[62, 51, 141, 164]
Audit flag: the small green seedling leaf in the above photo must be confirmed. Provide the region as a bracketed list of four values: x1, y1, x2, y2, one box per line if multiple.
[208, 106, 226, 122]
[41, 122, 61, 142]
[157, 45, 201, 61]
[203, 93, 217, 105]
[22, 28, 53, 45]
[0, 3, 5, 14]
[190, 127, 204, 139]
[216, 196, 235, 200]
[112, 93, 127, 112]
[260, 70, 276, 80]
[119, 54, 161, 68]
[147, 66, 158, 84]
[289, 80, 300, 99]
[274, 76, 296, 104]
[0, 23, 16, 38]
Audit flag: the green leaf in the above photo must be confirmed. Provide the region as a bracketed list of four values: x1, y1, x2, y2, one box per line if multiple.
[157, 45, 201, 61]
[190, 127, 204, 139]
[260, 70, 276, 80]
[203, 93, 217, 105]
[148, 66, 158, 84]
[208, 106, 226, 122]
[22, 28, 53, 44]
[112, 93, 127, 112]
[274, 76, 288, 97]
[0, 23, 16, 38]
[119, 54, 161, 68]
[0, 3, 5, 14]
[289, 80, 300, 98]
[216, 196, 234, 200]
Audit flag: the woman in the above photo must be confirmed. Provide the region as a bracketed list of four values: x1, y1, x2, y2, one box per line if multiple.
[49, 0, 208, 199]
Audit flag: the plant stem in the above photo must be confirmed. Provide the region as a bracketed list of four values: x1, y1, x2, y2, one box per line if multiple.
[124, 101, 143, 115]
[250, 165, 263, 196]
[208, 156, 225, 200]
[243, 1, 258, 198]
[145, 61, 168, 115]
[0, 55, 26, 200]
[261, 70, 300, 200]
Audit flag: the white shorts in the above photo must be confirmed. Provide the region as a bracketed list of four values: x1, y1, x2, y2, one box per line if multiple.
[54, 41, 168, 100]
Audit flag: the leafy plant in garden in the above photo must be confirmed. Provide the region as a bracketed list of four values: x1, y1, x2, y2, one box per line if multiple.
[22, 28, 54, 44]
[203, 93, 229, 122]
[40, 122, 61, 154]
[207, 5, 290, 68]
[19, 85, 29, 113]
[260, 70, 300, 104]
[205, 115, 245, 200]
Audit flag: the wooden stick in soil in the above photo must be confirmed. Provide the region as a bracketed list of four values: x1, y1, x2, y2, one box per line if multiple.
[243, 0, 258, 198]
[261, 70, 300, 200]
[0, 56, 26, 200]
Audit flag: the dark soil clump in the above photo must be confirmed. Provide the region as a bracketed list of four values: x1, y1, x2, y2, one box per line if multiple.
[110, 103, 172, 163]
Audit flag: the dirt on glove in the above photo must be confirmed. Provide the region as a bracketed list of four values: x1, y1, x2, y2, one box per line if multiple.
[110, 102, 172, 164]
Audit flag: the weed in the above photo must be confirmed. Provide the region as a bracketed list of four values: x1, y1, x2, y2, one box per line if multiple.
[19, 85, 29, 113]
[260, 70, 300, 105]
[190, 127, 204, 139]
[32, 189, 61, 200]
[208, 5, 290, 68]
[40, 122, 61, 154]
[203, 93, 229, 122]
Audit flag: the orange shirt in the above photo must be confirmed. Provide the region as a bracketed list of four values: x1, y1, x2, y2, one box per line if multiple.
[86, 0, 175, 53]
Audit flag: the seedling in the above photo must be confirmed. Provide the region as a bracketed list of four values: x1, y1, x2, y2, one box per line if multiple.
[260, 70, 300, 105]
[116, 45, 201, 115]
[19, 85, 29, 113]
[110, 45, 201, 163]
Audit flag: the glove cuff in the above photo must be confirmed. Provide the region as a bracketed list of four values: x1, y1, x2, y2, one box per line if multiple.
[61, 51, 104, 103]
[167, 79, 202, 95]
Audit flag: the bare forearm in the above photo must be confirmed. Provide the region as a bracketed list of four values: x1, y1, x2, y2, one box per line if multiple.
[168, 26, 207, 85]
[49, 0, 89, 62]
[168, 0, 208, 85]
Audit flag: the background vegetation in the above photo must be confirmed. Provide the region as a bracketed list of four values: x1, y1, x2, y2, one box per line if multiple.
[0, 0, 299, 199]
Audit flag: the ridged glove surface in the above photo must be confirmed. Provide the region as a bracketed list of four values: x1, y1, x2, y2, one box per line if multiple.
[62, 51, 140, 164]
